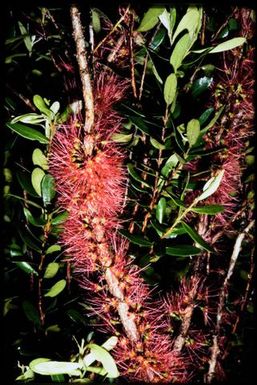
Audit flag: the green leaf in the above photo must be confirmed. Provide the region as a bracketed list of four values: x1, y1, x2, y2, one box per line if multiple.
[187, 119, 200, 147]
[191, 76, 213, 98]
[17, 171, 38, 197]
[156, 197, 166, 224]
[14, 261, 38, 276]
[170, 33, 191, 72]
[161, 153, 179, 177]
[119, 229, 153, 247]
[102, 336, 118, 351]
[209, 37, 246, 53]
[172, 7, 201, 43]
[199, 108, 214, 126]
[23, 207, 46, 227]
[137, 7, 165, 32]
[87, 344, 119, 378]
[149, 27, 166, 50]
[32, 148, 48, 170]
[159, 9, 174, 42]
[148, 55, 163, 84]
[50, 101, 60, 114]
[29, 358, 51, 372]
[18, 229, 41, 252]
[200, 106, 225, 136]
[30, 361, 81, 376]
[197, 170, 225, 201]
[11, 113, 45, 125]
[31, 167, 45, 196]
[191, 204, 224, 215]
[150, 137, 165, 150]
[181, 221, 214, 252]
[52, 211, 69, 225]
[46, 245, 61, 255]
[6, 122, 49, 144]
[16, 368, 35, 381]
[18, 21, 33, 53]
[112, 133, 133, 143]
[127, 163, 151, 188]
[130, 116, 150, 135]
[44, 262, 60, 279]
[41, 174, 56, 206]
[92, 9, 101, 33]
[22, 300, 40, 325]
[44, 279, 66, 297]
[33, 95, 51, 116]
[164, 73, 177, 106]
[166, 245, 201, 256]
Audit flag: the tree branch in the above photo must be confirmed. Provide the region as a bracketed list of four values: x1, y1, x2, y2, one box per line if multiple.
[206, 220, 255, 383]
[70, 5, 94, 141]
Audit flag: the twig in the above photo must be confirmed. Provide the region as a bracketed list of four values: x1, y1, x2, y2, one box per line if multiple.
[129, 11, 137, 98]
[105, 268, 139, 342]
[70, 5, 94, 141]
[139, 52, 148, 101]
[6, 84, 36, 111]
[94, 5, 130, 53]
[206, 220, 255, 383]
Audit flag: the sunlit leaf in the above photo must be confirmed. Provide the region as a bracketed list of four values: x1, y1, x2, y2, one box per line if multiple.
[33, 95, 51, 116]
[209, 37, 246, 53]
[51, 211, 69, 225]
[50, 101, 60, 114]
[170, 33, 191, 71]
[30, 360, 81, 376]
[92, 8, 101, 33]
[156, 197, 166, 224]
[197, 170, 225, 201]
[164, 73, 177, 106]
[137, 7, 165, 32]
[187, 119, 200, 146]
[11, 113, 45, 125]
[44, 279, 66, 297]
[172, 7, 201, 43]
[32, 148, 48, 170]
[31, 167, 45, 196]
[87, 344, 119, 378]
[44, 262, 59, 279]
[45, 245, 61, 255]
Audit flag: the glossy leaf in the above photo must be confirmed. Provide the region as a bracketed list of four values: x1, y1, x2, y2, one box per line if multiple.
[44, 279, 66, 297]
[137, 7, 165, 32]
[119, 229, 153, 247]
[191, 76, 213, 98]
[44, 262, 59, 279]
[156, 197, 166, 224]
[51, 211, 69, 225]
[199, 107, 214, 126]
[50, 101, 60, 114]
[159, 9, 173, 42]
[32, 148, 48, 170]
[11, 113, 45, 125]
[161, 153, 179, 177]
[41, 174, 56, 206]
[30, 361, 81, 376]
[18, 230, 41, 252]
[23, 207, 46, 227]
[31, 167, 45, 196]
[87, 344, 119, 378]
[14, 261, 38, 276]
[197, 170, 225, 201]
[17, 171, 38, 197]
[130, 116, 150, 135]
[164, 73, 177, 106]
[149, 27, 166, 50]
[187, 119, 200, 146]
[181, 221, 214, 252]
[166, 245, 201, 256]
[170, 33, 190, 71]
[6, 122, 49, 144]
[191, 204, 224, 215]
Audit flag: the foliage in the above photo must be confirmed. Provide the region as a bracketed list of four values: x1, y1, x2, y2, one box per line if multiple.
[3, 3, 255, 384]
